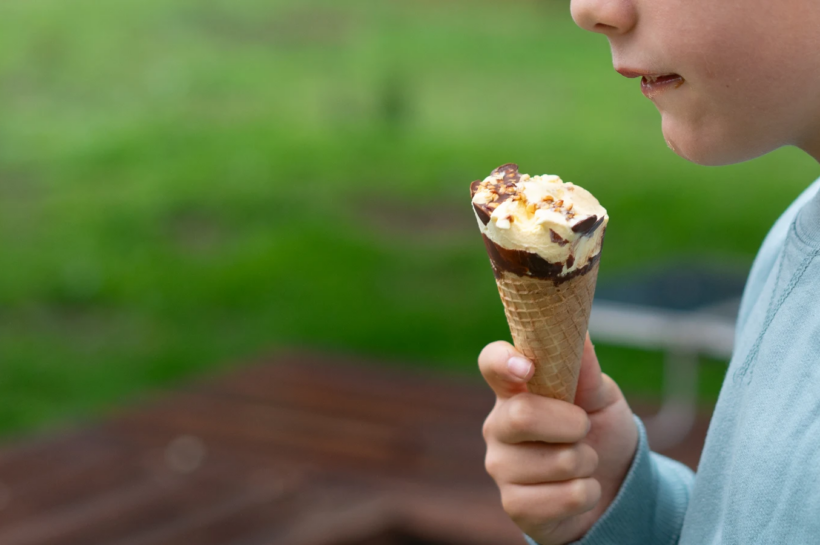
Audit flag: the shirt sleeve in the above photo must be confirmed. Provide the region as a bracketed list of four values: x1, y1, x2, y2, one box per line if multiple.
[525, 416, 694, 545]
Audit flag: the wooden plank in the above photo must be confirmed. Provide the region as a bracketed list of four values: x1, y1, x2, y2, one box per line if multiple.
[122, 491, 303, 545]
[0, 453, 147, 528]
[0, 431, 125, 489]
[0, 470, 258, 545]
[117, 392, 419, 464]
[203, 377, 491, 433]
[0, 431, 302, 545]
[109, 390, 489, 482]
[393, 493, 525, 545]
[132, 480, 382, 545]
[106, 476, 299, 545]
[0, 478, 167, 545]
[201, 353, 494, 420]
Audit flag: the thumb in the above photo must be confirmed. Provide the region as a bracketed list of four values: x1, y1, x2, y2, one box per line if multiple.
[478, 341, 534, 401]
[574, 333, 616, 413]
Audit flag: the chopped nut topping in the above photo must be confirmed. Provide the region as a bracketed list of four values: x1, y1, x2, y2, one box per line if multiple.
[488, 202, 498, 209]
[542, 195, 555, 203]
[526, 203, 537, 215]
[566, 203, 574, 211]
[555, 200, 564, 208]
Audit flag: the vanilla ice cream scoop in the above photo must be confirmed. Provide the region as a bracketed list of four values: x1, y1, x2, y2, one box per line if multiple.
[470, 163, 608, 280]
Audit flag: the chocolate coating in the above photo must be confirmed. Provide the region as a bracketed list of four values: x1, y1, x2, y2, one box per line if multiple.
[549, 229, 568, 246]
[470, 170, 517, 226]
[469, 179, 482, 198]
[472, 164, 606, 284]
[473, 203, 491, 226]
[482, 235, 600, 284]
[492, 163, 522, 185]
[571, 215, 598, 235]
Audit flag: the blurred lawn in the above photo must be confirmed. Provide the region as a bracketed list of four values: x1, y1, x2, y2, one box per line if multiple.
[0, 0, 817, 437]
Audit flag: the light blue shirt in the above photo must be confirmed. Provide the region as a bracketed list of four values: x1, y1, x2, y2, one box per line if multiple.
[528, 178, 820, 544]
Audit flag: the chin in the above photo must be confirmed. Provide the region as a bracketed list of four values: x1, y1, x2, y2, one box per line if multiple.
[660, 115, 774, 167]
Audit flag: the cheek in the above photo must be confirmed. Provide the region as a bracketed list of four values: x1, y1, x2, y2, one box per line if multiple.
[663, 1, 820, 163]
[635, 0, 820, 164]
[657, 79, 787, 166]
[657, 39, 801, 164]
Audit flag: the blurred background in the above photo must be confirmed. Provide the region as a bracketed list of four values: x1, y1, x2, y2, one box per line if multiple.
[2, 0, 817, 438]
[0, 0, 819, 541]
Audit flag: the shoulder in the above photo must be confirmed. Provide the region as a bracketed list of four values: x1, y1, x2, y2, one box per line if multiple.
[736, 177, 820, 333]
[763, 178, 820, 250]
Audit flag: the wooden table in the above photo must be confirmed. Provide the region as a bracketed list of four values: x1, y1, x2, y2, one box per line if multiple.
[0, 352, 711, 545]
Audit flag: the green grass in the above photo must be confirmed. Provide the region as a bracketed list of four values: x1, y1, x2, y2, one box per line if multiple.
[0, 0, 816, 437]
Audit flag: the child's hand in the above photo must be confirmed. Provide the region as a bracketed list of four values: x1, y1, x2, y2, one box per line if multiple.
[479, 335, 639, 545]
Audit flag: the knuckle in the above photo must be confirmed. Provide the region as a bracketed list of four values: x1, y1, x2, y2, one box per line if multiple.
[567, 406, 591, 439]
[554, 447, 580, 477]
[584, 444, 600, 473]
[500, 491, 531, 524]
[506, 396, 537, 434]
[563, 480, 591, 511]
[484, 449, 503, 479]
[481, 415, 493, 442]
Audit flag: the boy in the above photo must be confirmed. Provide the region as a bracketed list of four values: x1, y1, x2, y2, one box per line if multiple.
[479, 0, 820, 543]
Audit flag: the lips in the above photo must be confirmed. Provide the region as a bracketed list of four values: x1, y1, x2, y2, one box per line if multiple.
[616, 68, 685, 99]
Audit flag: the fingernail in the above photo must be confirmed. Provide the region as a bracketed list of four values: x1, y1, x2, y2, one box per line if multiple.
[507, 357, 532, 380]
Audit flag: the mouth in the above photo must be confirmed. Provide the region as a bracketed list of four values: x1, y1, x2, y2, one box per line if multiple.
[616, 68, 685, 99]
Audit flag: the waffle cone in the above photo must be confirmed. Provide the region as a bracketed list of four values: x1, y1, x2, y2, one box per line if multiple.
[494, 261, 600, 402]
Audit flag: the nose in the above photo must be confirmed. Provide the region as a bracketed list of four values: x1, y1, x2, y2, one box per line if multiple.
[571, 0, 637, 36]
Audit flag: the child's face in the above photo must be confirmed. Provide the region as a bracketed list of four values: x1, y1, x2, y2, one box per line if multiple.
[571, 0, 820, 165]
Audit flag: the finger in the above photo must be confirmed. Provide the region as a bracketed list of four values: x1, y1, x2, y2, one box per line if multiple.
[485, 441, 598, 484]
[478, 341, 534, 400]
[492, 392, 590, 444]
[574, 334, 620, 413]
[500, 478, 601, 529]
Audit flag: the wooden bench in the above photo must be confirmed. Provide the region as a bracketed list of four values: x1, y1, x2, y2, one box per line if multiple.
[0, 352, 710, 545]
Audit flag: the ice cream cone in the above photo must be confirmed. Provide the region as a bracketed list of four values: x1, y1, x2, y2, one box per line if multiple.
[471, 164, 607, 402]
[495, 261, 599, 402]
